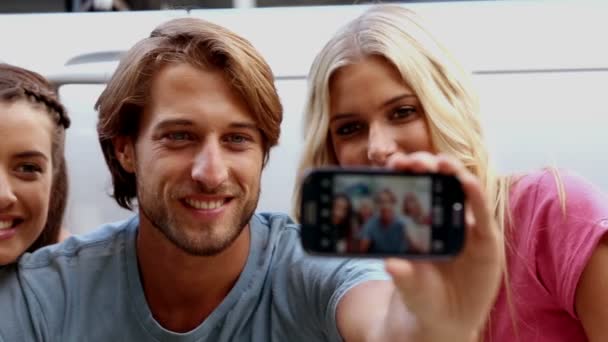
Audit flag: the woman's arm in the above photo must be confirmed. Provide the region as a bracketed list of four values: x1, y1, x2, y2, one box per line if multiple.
[576, 235, 608, 341]
[336, 153, 503, 342]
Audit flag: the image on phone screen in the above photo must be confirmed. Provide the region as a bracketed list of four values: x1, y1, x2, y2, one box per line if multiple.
[332, 175, 433, 254]
[300, 169, 465, 257]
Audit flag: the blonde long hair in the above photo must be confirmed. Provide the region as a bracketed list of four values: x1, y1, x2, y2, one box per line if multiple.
[293, 5, 516, 339]
[293, 6, 575, 340]
[294, 5, 510, 230]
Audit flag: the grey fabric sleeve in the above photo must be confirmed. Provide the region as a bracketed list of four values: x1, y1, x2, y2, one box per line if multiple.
[0, 265, 39, 342]
[325, 259, 390, 341]
[287, 256, 390, 341]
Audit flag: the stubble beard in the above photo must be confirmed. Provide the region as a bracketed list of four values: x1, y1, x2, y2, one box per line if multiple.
[138, 178, 259, 257]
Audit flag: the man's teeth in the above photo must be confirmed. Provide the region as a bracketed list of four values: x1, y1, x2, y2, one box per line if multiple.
[185, 199, 225, 210]
[0, 220, 13, 230]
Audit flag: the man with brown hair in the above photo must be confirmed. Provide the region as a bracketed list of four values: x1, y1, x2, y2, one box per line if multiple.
[0, 17, 392, 341]
[359, 188, 411, 254]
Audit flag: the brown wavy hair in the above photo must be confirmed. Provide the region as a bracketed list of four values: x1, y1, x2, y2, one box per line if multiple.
[0, 63, 71, 252]
[96, 17, 283, 210]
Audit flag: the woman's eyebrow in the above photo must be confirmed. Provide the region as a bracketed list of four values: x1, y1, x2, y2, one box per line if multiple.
[14, 150, 48, 161]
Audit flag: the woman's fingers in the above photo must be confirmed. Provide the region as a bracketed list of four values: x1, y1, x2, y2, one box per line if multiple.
[382, 153, 503, 341]
[385, 258, 437, 313]
[389, 152, 498, 242]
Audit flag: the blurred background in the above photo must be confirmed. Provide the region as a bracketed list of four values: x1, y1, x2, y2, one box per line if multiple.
[1, 0, 607, 234]
[0, 0, 483, 12]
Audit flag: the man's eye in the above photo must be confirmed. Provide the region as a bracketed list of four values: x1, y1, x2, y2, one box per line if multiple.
[391, 106, 417, 120]
[336, 122, 363, 136]
[166, 132, 192, 141]
[225, 134, 250, 144]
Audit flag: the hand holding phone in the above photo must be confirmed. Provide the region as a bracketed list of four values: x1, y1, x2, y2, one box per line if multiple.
[299, 167, 465, 258]
[306, 153, 504, 342]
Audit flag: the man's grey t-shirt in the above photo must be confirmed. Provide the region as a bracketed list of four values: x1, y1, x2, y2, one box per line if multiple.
[0, 213, 388, 341]
[360, 215, 408, 253]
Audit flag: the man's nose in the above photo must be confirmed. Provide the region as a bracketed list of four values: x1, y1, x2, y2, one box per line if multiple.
[191, 140, 229, 191]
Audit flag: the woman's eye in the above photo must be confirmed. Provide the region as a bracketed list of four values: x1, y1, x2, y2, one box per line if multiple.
[16, 163, 43, 174]
[391, 106, 417, 120]
[336, 122, 363, 136]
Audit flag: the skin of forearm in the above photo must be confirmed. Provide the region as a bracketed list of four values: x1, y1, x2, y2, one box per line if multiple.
[368, 291, 479, 342]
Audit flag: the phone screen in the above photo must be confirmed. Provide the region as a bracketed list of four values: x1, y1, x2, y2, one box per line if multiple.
[300, 169, 465, 257]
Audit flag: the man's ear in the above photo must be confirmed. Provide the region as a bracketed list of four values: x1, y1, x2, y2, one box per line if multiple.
[113, 136, 136, 173]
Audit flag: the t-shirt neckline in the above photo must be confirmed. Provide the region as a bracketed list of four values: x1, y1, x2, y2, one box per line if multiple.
[124, 214, 264, 341]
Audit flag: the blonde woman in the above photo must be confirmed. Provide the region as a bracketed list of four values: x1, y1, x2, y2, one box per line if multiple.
[296, 5, 608, 341]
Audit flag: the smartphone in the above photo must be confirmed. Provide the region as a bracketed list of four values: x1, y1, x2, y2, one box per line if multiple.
[299, 167, 465, 258]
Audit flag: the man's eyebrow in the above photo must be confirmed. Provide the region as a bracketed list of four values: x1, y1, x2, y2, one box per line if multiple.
[229, 122, 259, 131]
[15, 151, 49, 161]
[153, 119, 194, 131]
[153, 119, 259, 134]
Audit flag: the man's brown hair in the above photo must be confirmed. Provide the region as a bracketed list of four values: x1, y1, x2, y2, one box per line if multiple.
[96, 17, 283, 210]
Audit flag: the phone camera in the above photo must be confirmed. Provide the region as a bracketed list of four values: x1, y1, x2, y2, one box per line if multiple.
[452, 202, 464, 227]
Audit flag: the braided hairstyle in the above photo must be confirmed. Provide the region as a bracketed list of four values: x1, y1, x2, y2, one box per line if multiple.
[0, 63, 71, 252]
